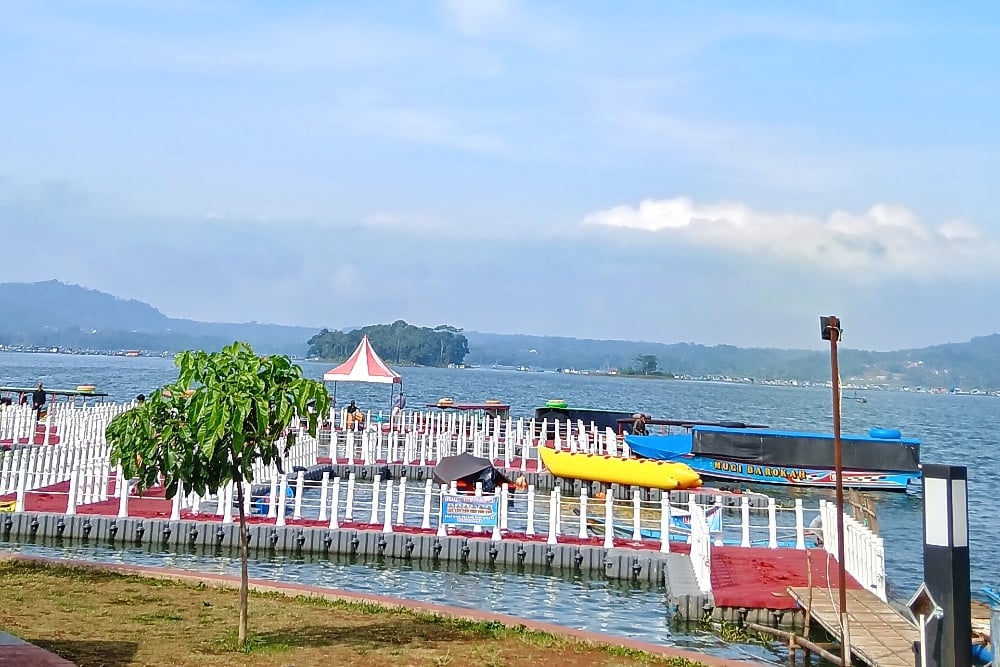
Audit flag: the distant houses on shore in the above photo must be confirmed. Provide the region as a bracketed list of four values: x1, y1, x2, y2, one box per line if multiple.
[2, 344, 999, 396]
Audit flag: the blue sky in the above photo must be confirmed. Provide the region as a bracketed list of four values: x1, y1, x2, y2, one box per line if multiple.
[2, 1, 999, 350]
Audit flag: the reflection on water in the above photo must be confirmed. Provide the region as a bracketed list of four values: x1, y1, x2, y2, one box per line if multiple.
[1, 538, 787, 664]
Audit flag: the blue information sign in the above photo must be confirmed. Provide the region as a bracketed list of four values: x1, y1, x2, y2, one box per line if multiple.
[441, 494, 499, 527]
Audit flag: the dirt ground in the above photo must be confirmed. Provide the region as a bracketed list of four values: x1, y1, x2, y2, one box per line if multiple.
[0, 561, 709, 667]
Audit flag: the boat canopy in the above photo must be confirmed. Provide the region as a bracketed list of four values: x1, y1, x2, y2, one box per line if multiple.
[691, 425, 920, 473]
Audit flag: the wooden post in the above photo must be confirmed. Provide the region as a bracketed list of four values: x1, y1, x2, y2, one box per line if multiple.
[822, 315, 850, 666]
[805, 548, 813, 667]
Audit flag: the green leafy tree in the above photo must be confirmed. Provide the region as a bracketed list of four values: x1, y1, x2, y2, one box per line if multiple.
[105, 342, 330, 648]
[307, 321, 469, 366]
[635, 354, 659, 375]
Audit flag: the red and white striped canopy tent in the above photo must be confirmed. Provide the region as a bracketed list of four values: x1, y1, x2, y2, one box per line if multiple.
[323, 335, 402, 415]
[323, 334, 401, 384]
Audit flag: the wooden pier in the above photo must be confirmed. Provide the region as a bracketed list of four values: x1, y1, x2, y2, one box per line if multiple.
[787, 587, 916, 667]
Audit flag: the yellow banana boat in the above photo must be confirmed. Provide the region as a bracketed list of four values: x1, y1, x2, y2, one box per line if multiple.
[538, 446, 702, 491]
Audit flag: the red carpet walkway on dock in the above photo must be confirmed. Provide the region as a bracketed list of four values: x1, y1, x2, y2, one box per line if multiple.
[710, 546, 863, 610]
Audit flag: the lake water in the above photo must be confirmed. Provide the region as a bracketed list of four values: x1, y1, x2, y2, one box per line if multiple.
[3, 352, 997, 604]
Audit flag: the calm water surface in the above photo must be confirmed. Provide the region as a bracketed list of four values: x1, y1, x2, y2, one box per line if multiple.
[3, 351, 998, 604]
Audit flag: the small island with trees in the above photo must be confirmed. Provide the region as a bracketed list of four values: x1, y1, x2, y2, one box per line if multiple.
[307, 320, 469, 367]
[616, 354, 675, 379]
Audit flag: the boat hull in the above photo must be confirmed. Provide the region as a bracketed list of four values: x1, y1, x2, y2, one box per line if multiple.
[538, 446, 702, 491]
[625, 428, 920, 492]
[676, 454, 918, 491]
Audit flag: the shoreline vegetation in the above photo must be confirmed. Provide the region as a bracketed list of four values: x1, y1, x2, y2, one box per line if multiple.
[0, 559, 716, 667]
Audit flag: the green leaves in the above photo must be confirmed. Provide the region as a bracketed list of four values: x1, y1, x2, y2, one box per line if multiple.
[105, 341, 331, 498]
[306, 322, 468, 367]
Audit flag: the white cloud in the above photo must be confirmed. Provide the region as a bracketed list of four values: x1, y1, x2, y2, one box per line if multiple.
[438, 0, 572, 49]
[441, 0, 516, 36]
[583, 197, 999, 280]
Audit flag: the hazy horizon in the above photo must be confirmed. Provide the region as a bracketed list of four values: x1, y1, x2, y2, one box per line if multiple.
[5, 278, 994, 355]
[4, 3, 999, 352]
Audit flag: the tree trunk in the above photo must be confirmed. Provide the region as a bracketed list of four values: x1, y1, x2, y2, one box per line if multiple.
[235, 475, 249, 648]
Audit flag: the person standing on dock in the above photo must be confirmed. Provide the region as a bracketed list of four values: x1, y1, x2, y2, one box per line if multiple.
[346, 400, 365, 431]
[392, 392, 406, 416]
[31, 382, 47, 415]
[632, 413, 648, 436]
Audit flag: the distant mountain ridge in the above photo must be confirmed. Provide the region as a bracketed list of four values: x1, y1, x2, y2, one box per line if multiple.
[462, 331, 1000, 390]
[3, 280, 1000, 390]
[0, 280, 315, 355]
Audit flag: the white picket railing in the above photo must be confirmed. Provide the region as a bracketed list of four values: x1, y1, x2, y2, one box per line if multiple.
[325, 412, 626, 470]
[818, 499, 887, 602]
[1, 400, 885, 595]
[688, 499, 712, 592]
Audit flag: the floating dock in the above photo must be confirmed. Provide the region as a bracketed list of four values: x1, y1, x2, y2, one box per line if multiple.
[0, 402, 888, 634]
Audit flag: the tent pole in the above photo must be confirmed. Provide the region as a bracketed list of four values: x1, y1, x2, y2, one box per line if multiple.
[388, 384, 394, 425]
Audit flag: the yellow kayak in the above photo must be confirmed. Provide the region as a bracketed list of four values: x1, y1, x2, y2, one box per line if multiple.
[538, 447, 702, 491]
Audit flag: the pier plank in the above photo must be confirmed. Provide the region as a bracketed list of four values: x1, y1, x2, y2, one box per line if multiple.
[787, 587, 916, 667]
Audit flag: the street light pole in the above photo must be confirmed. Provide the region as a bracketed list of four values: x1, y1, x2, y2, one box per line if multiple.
[822, 315, 850, 665]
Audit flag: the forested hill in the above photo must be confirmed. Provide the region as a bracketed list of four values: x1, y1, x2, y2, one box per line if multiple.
[0, 280, 314, 355]
[462, 331, 1000, 391]
[4, 280, 1000, 390]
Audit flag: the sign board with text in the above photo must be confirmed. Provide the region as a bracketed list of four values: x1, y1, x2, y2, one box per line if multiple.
[441, 494, 499, 528]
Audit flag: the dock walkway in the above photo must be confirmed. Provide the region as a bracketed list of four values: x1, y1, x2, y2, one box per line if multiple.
[788, 586, 916, 667]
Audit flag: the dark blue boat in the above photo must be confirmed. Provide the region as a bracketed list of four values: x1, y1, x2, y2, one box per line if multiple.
[625, 425, 921, 491]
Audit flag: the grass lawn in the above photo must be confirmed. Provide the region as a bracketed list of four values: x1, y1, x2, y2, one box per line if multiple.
[0, 561, 711, 667]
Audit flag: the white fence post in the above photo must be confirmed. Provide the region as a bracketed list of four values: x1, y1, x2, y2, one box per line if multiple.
[329, 476, 341, 530]
[525, 485, 536, 536]
[740, 495, 750, 547]
[266, 474, 278, 519]
[382, 482, 394, 533]
[293, 473, 304, 520]
[318, 472, 329, 523]
[767, 497, 777, 548]
[546, 489, 558, 545]
[65, 466, 79, 515]
[603, 490, 614, 549]
[116, 465, 129, 518]
[170, 480, 182, 521]
[420, 479, 433, 530]
[688, 498, 712, 593]
[369, 475, 381, 525]
[276, 474, 288, 527]
[794, 499, 805, 550]
[659, 492, 671, 553]
[345, 473, 356, 521]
